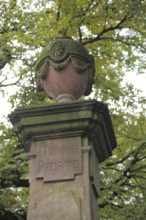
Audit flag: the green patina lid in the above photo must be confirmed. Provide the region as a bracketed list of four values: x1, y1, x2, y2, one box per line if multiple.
[35, 37, 95, 96]
[35, 37, 95, 74]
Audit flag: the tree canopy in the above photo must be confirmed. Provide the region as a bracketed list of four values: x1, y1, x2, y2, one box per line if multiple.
[0, 0, 146, 219]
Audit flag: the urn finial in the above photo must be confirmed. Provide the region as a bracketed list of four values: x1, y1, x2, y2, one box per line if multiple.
[35, 37, 95, 102]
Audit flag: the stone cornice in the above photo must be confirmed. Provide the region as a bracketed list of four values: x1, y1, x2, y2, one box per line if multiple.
[9, 100, 117, 163]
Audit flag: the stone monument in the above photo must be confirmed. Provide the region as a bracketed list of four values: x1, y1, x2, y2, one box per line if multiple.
[9, 37, 117, 220]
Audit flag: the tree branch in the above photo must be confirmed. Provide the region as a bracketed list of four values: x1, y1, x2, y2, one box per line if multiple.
[97, 36, 146, 53]
[82, 15, 128, 45]
[0, 74, 22, 87]
[78, 26, 82, 43]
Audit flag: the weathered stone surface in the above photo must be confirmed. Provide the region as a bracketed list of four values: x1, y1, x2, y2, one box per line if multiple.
[9, 100, 117, 220]
[36, 191, 81, 220]
[27, 136, 100, 220]
[31, 137, 82, 181]
[27, 180, 87, 220]
[9, 100, 117, 163]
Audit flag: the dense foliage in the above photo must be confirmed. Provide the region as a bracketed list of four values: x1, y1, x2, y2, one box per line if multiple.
[0, 0, 146, 219]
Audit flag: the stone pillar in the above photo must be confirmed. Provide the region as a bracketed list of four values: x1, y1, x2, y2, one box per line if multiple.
[9, 99, 117, 220]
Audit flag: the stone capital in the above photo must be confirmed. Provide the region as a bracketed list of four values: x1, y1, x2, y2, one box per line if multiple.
[9, 100, 116, 163]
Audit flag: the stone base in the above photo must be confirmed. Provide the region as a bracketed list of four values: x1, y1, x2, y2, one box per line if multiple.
[27, 136, 100, 220]
[9, 100, 117, 220]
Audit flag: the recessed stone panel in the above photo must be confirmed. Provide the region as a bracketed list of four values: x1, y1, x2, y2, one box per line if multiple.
[35, 137, 82, 181]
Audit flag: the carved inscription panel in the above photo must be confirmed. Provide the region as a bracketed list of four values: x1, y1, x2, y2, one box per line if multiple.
[35, 137, 82, 181]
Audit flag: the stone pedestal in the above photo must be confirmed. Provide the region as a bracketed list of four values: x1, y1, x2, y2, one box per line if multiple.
[9, 100, 117, 220]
